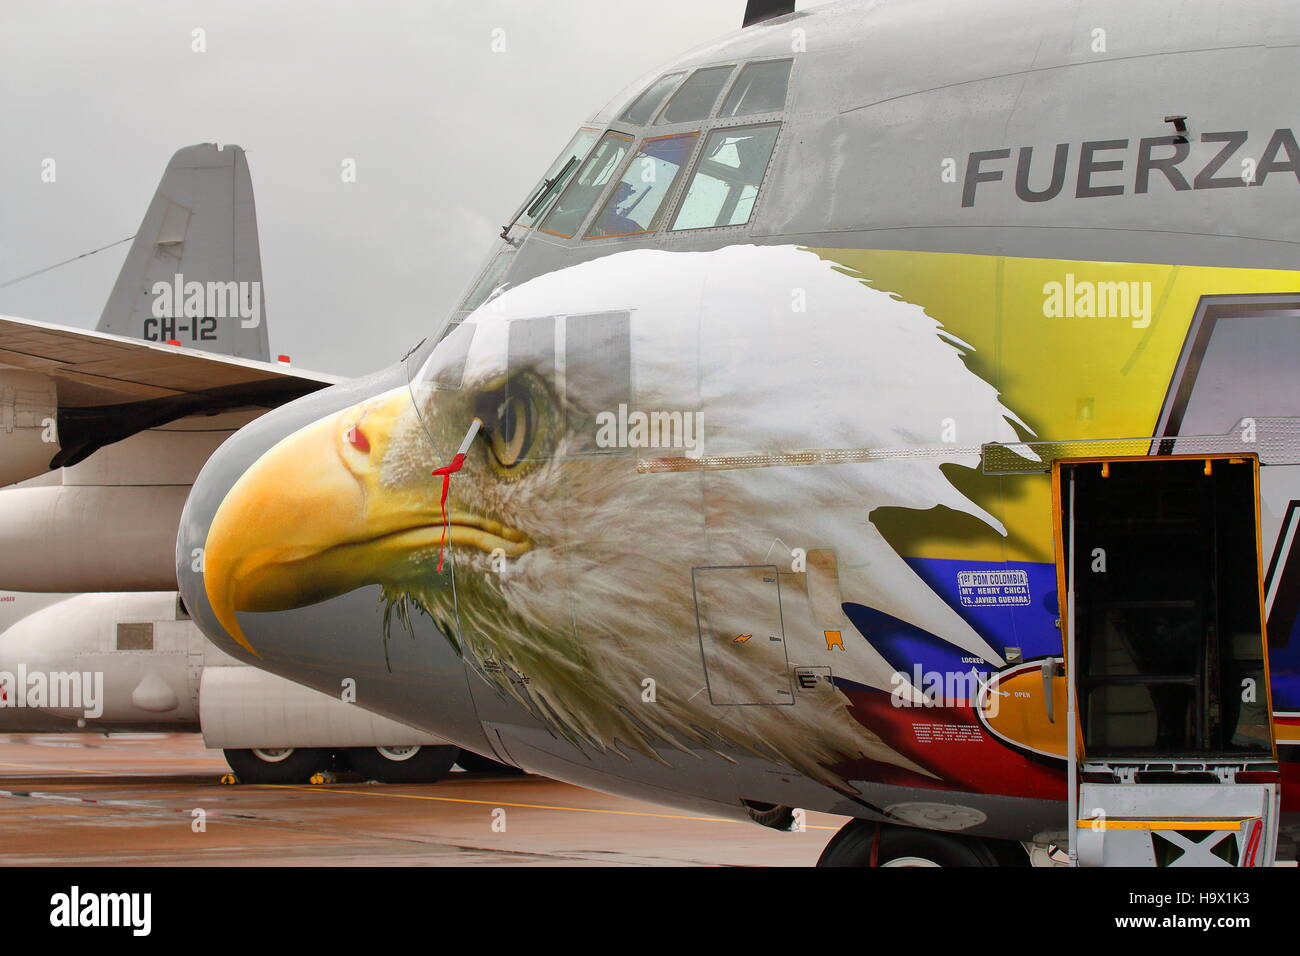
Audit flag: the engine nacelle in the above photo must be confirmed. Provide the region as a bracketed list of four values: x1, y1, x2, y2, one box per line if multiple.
[0, 486, 187, 591]
[0, 370, 58, 488]
[0, 409, 256, 592]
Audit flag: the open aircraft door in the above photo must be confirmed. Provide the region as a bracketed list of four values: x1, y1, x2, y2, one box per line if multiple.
[1056, 455, 1280, 867]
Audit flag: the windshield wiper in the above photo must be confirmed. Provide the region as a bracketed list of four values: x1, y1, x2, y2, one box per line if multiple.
[499, 155, 579, 241]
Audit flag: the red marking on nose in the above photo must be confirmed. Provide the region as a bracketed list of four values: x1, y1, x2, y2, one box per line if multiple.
[346, 425, 370, 453]
[430, 453, 467, 572]
[166, 339, 181, 346]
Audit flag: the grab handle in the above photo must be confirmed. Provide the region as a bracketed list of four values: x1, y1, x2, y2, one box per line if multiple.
[1041, 658, 1063, 723]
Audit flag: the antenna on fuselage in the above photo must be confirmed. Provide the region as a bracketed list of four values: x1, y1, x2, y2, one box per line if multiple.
[743, 0, 796, 27]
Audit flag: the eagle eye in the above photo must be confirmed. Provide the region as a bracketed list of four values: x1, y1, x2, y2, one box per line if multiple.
[492, 394, 533, 467]
[478, 371, 557, 473]
[483, 381, 537, 469]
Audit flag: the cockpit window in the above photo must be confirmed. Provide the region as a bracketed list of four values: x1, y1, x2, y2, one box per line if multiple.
[656, 65, 735, 124]
[539, 131, 634, 238]
[671, 123, 780, 230]
[414, 320, 477, 392]
[585, 133, 699, 239]
[719, 59, 793, 117]
[520, 128, 601, 228]
[407, 320, 479, 449]
[462, 248, 514, 311]
[620, 73, 683, 126]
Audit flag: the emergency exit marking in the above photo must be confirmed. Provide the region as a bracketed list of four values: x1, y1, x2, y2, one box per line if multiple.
[957, 570, 1031, 607]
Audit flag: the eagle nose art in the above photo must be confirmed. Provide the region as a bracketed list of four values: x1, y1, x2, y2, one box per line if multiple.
[195, 392, 404, 656]
[189, 383, 515, 658]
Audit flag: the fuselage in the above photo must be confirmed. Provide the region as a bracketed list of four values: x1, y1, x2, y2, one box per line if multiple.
[177, 0, 1300, 839]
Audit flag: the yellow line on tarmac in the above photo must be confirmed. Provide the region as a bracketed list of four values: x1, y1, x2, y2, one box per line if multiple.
[266, 784, 840, 830]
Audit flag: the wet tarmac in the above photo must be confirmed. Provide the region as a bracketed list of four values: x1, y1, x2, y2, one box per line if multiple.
[0, 733, 847, 866]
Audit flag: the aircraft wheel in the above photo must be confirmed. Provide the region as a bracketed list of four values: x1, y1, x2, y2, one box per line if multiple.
[455, 749, 523, 774]
[223, 747, 331, 785]
[817, 820, 1000, 867]
[347, 745, 458, 783]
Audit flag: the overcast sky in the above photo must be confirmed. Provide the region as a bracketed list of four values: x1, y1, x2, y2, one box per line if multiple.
[0, 0, 835, 376]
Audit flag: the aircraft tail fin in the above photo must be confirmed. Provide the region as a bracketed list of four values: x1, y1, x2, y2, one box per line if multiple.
[96, 143, 270, 362]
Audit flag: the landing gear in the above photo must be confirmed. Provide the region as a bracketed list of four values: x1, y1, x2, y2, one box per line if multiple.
[346, 745, 458, 783]
[817, 820, 1016, 867]
[223, 747, 332, 785]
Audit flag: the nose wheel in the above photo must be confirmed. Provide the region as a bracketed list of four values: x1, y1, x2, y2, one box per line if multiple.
[817, 820, 1015, 867]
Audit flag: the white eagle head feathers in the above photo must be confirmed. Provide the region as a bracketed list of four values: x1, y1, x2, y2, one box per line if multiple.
[393, 244, 1031, 789]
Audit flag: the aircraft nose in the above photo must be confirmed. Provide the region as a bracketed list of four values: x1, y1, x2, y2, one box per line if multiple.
[177, 372, 412, 659]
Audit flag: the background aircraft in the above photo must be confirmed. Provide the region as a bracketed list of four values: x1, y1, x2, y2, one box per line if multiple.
[0, 591, 479, 783]
[0, 144, 501, 783]
[0, 142, 335, 586]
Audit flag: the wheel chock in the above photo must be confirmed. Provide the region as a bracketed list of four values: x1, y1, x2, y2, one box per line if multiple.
[219, 773, 240, 785]
[309, 771, 338, 785]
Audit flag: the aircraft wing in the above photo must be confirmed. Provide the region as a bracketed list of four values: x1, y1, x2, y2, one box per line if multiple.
[0, 312, 342, 469]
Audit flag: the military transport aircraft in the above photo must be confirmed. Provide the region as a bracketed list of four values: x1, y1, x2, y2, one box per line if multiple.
[165, 0, 1300, 865]
[0, 144, 470, 784]
[0, 142, 337, 587]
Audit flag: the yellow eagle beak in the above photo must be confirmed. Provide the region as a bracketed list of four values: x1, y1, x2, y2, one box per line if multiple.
[202, 388, 528, 654]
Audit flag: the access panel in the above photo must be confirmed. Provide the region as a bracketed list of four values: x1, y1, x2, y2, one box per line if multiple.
[693, 565, 793, 706]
